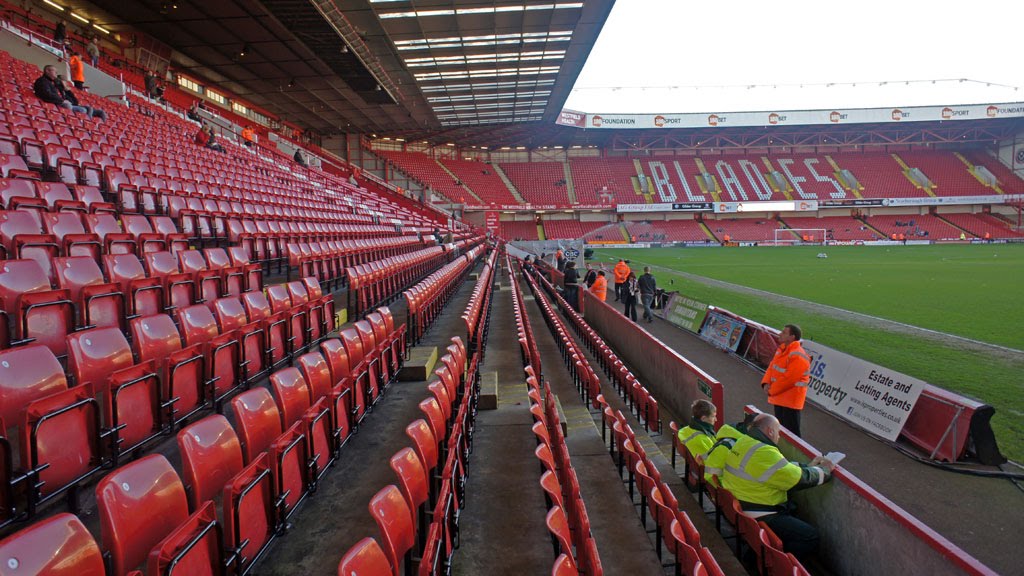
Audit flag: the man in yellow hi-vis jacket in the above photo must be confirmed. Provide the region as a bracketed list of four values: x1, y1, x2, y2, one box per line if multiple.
[721, 414, 834, 560]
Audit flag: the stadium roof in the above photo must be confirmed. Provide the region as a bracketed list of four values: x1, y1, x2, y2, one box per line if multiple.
[79, 0, 614, 135]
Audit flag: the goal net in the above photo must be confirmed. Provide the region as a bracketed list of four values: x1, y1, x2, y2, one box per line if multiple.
[772, 228, 828, 246]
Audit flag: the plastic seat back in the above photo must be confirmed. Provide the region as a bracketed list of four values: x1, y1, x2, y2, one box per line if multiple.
[296, 351, 333, 402]
[96, 454, 189, 576]
[405, 419, 438, 473]
[368, 485, 414, 576]
[147, 501, 222, 576]
[176, 304, 220, 347]
[67, 327, 134, 388]
[231, 388, 282, 462]
[389, 447, 428, 522]
[0, 344, 67, 426]
[337, 537, 392, 576]
[177, 415, 244, 509]
[0, 259, 72, 355]
[269, 367, 311, 428]
[129, 313, 182, 362]
[265, 285, 291, 314]
[53, 256, 123, 329]
[0, 513, 104, 576]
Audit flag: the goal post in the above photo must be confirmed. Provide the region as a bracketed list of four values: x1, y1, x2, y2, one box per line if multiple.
[772, 228, 828, 246]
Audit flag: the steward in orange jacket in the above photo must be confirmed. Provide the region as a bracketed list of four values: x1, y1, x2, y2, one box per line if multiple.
[591, 271, 608, 302]
[613, 259, 630, 301]
[761, 324, 811, 437]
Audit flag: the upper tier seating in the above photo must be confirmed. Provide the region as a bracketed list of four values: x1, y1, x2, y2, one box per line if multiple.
[377, 150, 471, 204]
[438, 158, 518, 205]
[830, 153, 925, 198]
[781, 216, 882, 241]
[568, 157, 642, 205]
[500, 162, 570, 205]
[964, 152, 1023, 193]
[899, 152, 992, 196]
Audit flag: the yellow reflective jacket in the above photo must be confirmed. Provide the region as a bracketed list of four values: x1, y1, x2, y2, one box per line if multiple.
[721, 429, 828, 513]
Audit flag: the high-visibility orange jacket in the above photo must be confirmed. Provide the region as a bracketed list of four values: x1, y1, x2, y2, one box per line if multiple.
[762, 341, 811, 410]
[613, 261, 630, 284]
[591, 276, 607, 301]
[555, 249, 563, 260]
[69, 55, 84, 83]
[241, 127, 254, 142]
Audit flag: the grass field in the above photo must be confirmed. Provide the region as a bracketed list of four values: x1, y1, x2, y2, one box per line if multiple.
[594, 244, 1024, 462]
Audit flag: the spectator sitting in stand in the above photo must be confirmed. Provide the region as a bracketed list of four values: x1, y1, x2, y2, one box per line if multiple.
[187, 102, 202, 122]
[194, 124, 209, 147]
[294, 148, 307, 166]
[203, 126, 225, 153]
[34, 65, 106, 120]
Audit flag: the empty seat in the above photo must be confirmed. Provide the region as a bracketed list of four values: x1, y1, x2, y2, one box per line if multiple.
[242, 290, 289, 371]
[84, 213, 135, 255]
[213, 296, 266, 381]
[205, 248, 244, 296]
[176, 304, 242, 404]
[0, 209, 59, 280]
[67, 327, 162, 457]
[0, 259, 74, 357]
[103, 253, 163, 319]
[53, 256, 124, 330]
[269, 366, 333, 483]
[369, 484, 415, 576]
[179, 249, 222, 304]
[0, 513, 104, 575]
[42, 211, 101, 259]
[9, 345, 107, 507]
[337, 537, 393, 576]
[96, 454, 217, 575]
[231, 387, 308, 519]
[144, 251, 195, 312]
[130, 313, 207, 426]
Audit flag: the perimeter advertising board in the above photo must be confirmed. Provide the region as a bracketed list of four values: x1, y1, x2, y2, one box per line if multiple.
[801, 340, 926, 441]
[575, 102, 1024, 130]
[661, 293, 708, 332]
[698, 310, 746, 351]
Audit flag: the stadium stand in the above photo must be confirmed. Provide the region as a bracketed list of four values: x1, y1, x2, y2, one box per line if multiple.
[864, 214, 963, 240]
[624, 219, 711, 242]
[899, 152, 993, 196]
[831, 153, 927, 198]
[438, 158, 519, 205]
[542, 219, 607, 240]
[704, 218, 784, 242]
[781, 215, 883, 241]
[569, 157, 642, 204]
[376, 150, 474, 204]
[500, 161, 571, 205]
[940, 212, 1024, 238]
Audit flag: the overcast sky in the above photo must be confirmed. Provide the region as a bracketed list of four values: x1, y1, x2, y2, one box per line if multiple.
[565, 0, 1024, 113]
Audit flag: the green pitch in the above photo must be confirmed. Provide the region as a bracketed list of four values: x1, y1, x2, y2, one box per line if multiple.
[595, 244, 1024, 462]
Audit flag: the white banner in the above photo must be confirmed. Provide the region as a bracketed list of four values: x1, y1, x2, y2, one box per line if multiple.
[577, 102, 1024, 130]
[880, 195, 1015, 207]
[714, 200, 819, 213]
[801, 340, 927, 441]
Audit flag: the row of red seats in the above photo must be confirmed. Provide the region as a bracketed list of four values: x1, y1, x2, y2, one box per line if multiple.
[229, 218, 403, 272]
[530, 376, 603, 576]
[0, 246, 266, 357]
[403, 243, 485, 345]
[461, 250, 498, 359]
[287, 237, 425, 289]
[508, 257, 602, 575]
[339, 335, 476, 575]
[0, 295, 403, 569]
[348, 246, 448, 317]
[605, 408, 724, 576]
[524, 262, 726, 576]
[530, 270, 660, 433]
[0, 279, 327, 525]
[670, 426, 809, 576]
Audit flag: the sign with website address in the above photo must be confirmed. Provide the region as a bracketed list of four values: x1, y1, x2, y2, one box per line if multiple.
[801, 340, 926, 441]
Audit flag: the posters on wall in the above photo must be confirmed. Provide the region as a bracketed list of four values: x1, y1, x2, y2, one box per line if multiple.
[801, 340, 927, 441]
[698, 310, 746, 352]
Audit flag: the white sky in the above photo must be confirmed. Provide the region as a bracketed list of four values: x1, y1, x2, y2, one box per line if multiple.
[565, 0, 1024, 113]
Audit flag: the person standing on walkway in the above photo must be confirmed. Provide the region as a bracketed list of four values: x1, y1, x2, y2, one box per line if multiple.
[555, 248, 565, 272]
[562, 261, 580, 310]
[638, 266, 657, 323]
[68, 49, 85, 89]
[87, 36, 100, 67]
[721, 414, 834, 560]
[622, 271, 639, 321]
[613, 259, 630, 302]
[590, 270, 607, 302]
[762, 324, 811, 437]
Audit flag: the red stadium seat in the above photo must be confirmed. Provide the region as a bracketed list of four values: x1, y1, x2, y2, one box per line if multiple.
[213, 296, 266, 381]
[176, 304, 242, 404]
[103, 253, 163, 319]
[67, 327, 162, 457]
[0, 513, 104, 575]
[84, 213, 135, 255]
[337, 537, 392, 576]
[53, 256, 124, 330]
[0, 259, 74, 357]
[144, 251, 195, 312]
[177, 415, 243, 508]
[130, 313, 207, 426]
[369, 484, 415, 576]
[270, 366, 333, 483]
[242, 290, 289, 371]
[42, 211, 101, 260]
